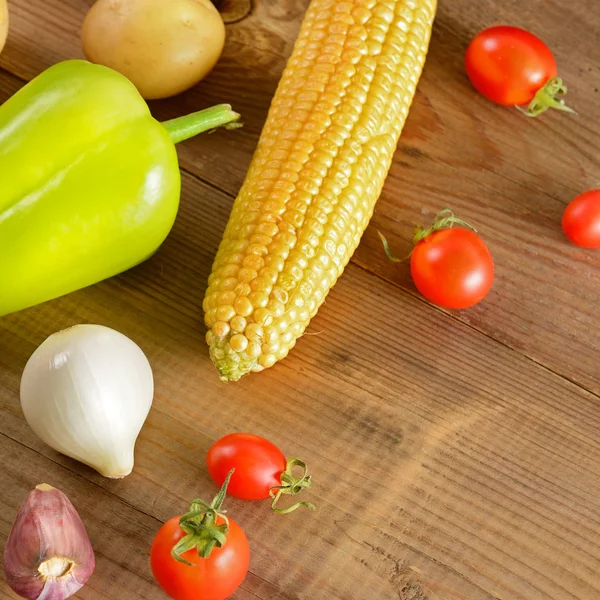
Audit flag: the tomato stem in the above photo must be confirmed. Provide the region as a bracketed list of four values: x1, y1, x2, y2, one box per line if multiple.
[270, 458, 316, 514]
[379, 209, 475, 264]
[414, 208, 476, 244]
[516, 77, 576, 118]
[378, 231, 405, 262]
[171, 469, 235, 566]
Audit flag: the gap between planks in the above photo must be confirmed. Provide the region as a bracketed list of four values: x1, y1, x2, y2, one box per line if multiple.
[353, 257, 600, 404]
[0, 426, 163, 526]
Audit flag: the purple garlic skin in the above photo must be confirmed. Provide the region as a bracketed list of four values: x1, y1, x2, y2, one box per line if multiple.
[4, 484, 95, 600]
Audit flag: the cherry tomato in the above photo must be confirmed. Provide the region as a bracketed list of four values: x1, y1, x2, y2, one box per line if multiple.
[151, 515, 250, 600]
[465, 26, 556, 106]
[562, 190, 600, 248]
[207, 433, 286, 501]
[411, 228, 494, 309]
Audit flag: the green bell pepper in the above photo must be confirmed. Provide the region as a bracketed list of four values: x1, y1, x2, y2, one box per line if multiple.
[0, 60, 240, 317]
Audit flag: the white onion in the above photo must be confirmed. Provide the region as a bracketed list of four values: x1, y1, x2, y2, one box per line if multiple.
[20, 324, 154, 478]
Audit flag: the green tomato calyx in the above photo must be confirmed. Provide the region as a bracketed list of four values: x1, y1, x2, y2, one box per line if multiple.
[270, 457, 317, 514]
[171, 469, 234, 565]
[413, 209, 476, 244]
[378, 209, 476, 264]
[517, 77, 576, 118]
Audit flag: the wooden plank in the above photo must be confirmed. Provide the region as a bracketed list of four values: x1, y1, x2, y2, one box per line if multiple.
[356, 0, 600, 393]
[2, 1, 600, 598]
[0, 432, 167, 600]
[0, 431, 310, 600]
[1, 0, 598, 395]
[1, 171, 600, 599]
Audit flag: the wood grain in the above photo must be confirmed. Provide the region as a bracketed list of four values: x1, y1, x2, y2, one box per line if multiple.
[1, 1, 600, 599]
[0, 433, 167, 600]
[1, 166, 600, 600]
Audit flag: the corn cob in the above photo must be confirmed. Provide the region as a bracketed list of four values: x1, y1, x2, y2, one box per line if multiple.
[204, 0, 436, 381]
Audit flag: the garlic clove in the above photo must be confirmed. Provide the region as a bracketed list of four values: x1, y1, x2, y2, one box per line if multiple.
[4, 484, 95, 600]
[20, 324, 154, 478]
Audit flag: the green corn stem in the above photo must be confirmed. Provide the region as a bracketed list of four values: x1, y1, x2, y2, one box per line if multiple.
[163, 104, 242, 144]
[171, 469, 234, 566]
[270, 458, 317, 514]
[379, 209, 476, 262]
[516, 77, 576, 118]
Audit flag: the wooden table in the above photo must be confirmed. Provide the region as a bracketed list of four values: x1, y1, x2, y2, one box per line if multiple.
[1, 1, 599, 599]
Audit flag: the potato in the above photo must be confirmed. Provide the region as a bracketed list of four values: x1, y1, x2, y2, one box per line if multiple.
[0, 0, 8, 55]
[81, 0, 225, 100]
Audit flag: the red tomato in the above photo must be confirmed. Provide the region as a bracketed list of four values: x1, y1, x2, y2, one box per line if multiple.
[465, 26, 556, 106]
[151, 515, 250, 600]
[411, 229, 494, 309]
[562, 190, 600, 248]
[207, 433, 286, 501]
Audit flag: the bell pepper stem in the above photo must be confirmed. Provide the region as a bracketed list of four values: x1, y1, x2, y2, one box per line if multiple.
[163, 104, 242, 145]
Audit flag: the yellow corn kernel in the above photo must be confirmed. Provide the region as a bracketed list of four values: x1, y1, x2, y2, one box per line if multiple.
[250, 277, 273, 295]
[243, 255, 265, 271]
[264, 326, 279, 344]
[245, 323, 264, 341]
[248, 291, 268, 308]
[205, 0, 436, 381]
[259, 267, 279, 285]
[247, 341, 262, 358]
[217, 291, 237, 306]
[215, 306, 236, 323]
[220, 278, 238, 291]
[219, 265, 240, 278]
[205, 308, 218, 328]
[230, 316, 247, 333]
[234, 282, 252, 297]
[213, 321, 231, 339]
[238, 268, 258, 282]
[259, 354, 277, 369]
[205, 292, 219, 308]
[262, 341, 280, 355]
[230, 334, 249, 353]
[267, 299, 285, 318]
[253, 308, 274, 327]
[233, 296, 253, 317]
